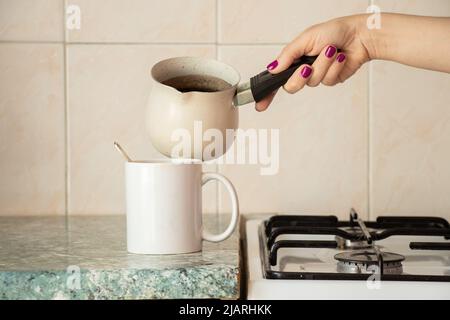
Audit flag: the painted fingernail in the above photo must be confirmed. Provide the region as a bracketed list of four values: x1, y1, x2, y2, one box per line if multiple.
[325, 45, 337, 58]
[300, 65, 312, 78]
[336, 53, 346, 63]
[266, 60, 278, 71]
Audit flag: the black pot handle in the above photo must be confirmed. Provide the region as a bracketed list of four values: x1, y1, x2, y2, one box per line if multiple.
[250, 55, 318, 103]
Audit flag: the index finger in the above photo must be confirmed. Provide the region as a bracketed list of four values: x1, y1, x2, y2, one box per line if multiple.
[267, 33, 310, 74]
[255, 90, 278, 112]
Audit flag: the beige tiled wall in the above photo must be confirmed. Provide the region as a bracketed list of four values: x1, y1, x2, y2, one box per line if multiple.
[217, 46, 368, 219]
[370, 0, 450, 218]
[0, 0, 449, 219]
[66, 0, 216, 43]
[219, 0, 367, 44]
[0, 0, 63, 41]
[0, 43, 65, 215]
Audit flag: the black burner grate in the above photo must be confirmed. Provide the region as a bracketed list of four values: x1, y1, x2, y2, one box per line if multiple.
[261, 209, 450, 281]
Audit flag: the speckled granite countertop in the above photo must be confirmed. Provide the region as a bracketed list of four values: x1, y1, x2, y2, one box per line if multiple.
[0, 215, 240, 300]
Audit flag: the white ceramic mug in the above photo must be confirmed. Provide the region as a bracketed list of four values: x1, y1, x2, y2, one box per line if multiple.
[125, 159, 239, 254]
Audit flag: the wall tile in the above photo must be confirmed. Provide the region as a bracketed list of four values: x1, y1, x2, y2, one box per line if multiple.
[370, 62, 450, 218]
[67, 44, 216, 214]
[217, 46, 368, 219]
[375, 0, 450, 15]
[0, 0, 63, 41]
[67, 0, 215, 43]
[0, 44, 65, 215]
[219, 0, 368, 44]
[370, 0, 450, 219]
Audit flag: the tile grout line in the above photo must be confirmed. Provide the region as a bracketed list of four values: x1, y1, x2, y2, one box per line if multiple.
[215, 0, 220, 217]
[0, 40, 63, 44]
[367, 0, 374, 221]
[63, 0, 70, 219]
[215, 0, 219, 59]
[0, 40, 289, 46]
[368, 62, 373, 220]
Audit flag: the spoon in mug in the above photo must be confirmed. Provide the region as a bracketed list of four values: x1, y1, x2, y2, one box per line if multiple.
[114, 141, 133, 162]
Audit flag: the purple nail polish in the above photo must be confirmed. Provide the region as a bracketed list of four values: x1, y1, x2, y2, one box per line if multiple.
[336, 53, 346, 63]
[266, 60, 278, 71]
[325, 45, 337, 58]
[300, 65, 312, 78]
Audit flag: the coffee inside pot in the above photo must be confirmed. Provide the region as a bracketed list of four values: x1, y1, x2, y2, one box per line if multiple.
[162, 74, 232, 93]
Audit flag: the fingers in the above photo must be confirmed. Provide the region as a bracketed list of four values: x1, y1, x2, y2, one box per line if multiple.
[258, 52, 348, 110]
[266, 33, 310, 74]
[307, 45, 337, 87]
[255, 89, 278, 112]
[282, 64, 313, 94]
[282, 47, 347, 94]
[322, 53, 347, 86]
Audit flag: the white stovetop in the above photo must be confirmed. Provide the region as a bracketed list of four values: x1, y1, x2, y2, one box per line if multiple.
[245, 219, 450, 300]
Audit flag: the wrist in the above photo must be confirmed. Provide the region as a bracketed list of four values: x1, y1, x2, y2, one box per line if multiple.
[352, 13, 384, 60]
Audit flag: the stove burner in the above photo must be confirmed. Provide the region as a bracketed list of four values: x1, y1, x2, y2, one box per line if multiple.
[335, 226, 374, 249]
[334, 250, 405, 275]
[262, 210, 450, 281]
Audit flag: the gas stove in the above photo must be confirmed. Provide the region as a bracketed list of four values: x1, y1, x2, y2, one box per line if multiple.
[245, 209, 450, 299]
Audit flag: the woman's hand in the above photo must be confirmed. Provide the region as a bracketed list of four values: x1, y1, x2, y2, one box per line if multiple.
[256, 14, 450, 111]
[256, 15, 370, 111]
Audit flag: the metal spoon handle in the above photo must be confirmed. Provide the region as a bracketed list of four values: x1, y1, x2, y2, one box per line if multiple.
[114, 141, 132, 162]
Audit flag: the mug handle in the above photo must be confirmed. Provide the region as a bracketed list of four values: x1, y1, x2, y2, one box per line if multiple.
[201, 172, 239, 242]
